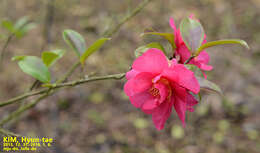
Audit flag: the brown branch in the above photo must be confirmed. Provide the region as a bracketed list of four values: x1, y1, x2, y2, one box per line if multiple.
[0, 73, 125, 107]
[0, 34, 14, 68]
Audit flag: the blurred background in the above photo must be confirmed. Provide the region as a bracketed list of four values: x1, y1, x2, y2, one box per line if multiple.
[0, 0, 259, 152]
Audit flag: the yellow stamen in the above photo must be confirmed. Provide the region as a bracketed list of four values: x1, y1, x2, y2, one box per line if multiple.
[157, 78, 172, 100]
[149, 86, 160, 97]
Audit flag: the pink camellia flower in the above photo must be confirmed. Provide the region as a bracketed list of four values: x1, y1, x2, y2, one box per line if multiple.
[124, 48, 200, 130]
[169, 15, 213, 74]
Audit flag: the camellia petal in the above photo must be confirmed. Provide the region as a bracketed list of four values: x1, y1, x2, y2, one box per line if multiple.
[125, 69, 140, 80]
[163, 64, 200, 94]
[154, 82, 169, 103]
[152, 100, 173, 130]
[174, 96, 187, 127]
[132, 49, 168, 74]
[186, 93, 198, 112]
[124, 72, 154, 97]
[196, 51, 210, 63]
[171, 83, 187, 102]
[142, 99, 158, 110]
[129, 91, 154, 108]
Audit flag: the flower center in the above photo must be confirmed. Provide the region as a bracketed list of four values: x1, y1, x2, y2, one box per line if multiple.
[157, 78, 172, 100]
[149, 86, 160, 97]
[149, 77, 173, 101]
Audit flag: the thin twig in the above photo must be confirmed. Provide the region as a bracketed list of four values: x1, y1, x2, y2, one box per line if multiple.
[0, 89, 48, 107]
[56, 61, 80, 84]
[41, 0, 55, 52]
[55, 73, 126, 88]
[103, 0, 152, 37]
[0, 73, 125, 107]
[184, 55, 195, 64]
[0, 34, 14, 67]
[0, 90, 52, 126]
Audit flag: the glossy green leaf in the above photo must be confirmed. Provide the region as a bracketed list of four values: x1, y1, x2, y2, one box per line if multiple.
[12, 56, 26, 61]
[53, 49, 66, 58]
[12, 16, 36, 38]
[196, 76, 222, 95]
[42, 50, 65, 67]
[41, 52, 59, 67]
[15, 23, 36, 38]
[180, 17, 205, 53]
[146, 42, 166, 53]
[141, 32, 176, 49]
[195, 39, 250, 56]
[63, 29, 86, 57]
[2, 17, 36, 38]
[80, 37, 110, 65]
[134, 42, 166, 58]
[13, 56, 51, 83]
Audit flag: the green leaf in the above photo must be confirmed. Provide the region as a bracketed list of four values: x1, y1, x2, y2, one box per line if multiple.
[14, 16, 29, 31]
[146, 42, 166, 53]
[196, 76, 222, 95]
[12, 16, 36, 38]
[180, 17, 205, 53]
[141, 32, 176, 49]
[15, 23, 36, 38]
[53, 49, 66, 58]
[12, 56, 26, 61]
[63, 29, 86, 57]
[41, 52, 58, 67]
[195, 39, 250, 56]
[185, 64, 198, 71]
[1, 20, 14, 33]
[1, 17, 35, 38]
[41, 50, 66, 67]
[14, 16, 29, 30]
[135, 46, 149, 58]
[135, 42, 166, 58]
[80, 37, 110, 65]
[14, 56, 51, 83]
